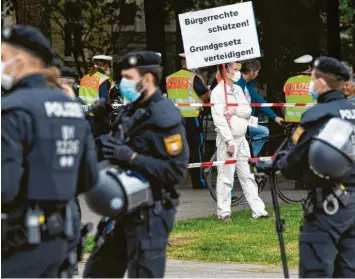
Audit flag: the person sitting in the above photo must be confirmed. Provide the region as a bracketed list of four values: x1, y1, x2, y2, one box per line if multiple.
[236, 59, 284, 156]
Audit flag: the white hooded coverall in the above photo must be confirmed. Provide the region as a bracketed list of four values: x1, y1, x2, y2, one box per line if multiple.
[211, 81, 268, 219]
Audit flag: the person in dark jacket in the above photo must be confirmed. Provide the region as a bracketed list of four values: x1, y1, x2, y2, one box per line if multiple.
[236, 60, 284, 156]
[60, 67, 81, 98]
[83, 50, 189, 278]
[1, 24, 98, 278]
[257, 57, 355, 278]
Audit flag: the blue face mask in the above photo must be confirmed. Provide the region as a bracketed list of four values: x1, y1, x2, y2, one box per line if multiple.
[119, 78, 142, 103]
[309, 80, 318, 100]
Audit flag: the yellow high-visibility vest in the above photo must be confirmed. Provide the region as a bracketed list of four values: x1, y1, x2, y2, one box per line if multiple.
[79, 72, 110, 105]
[166, 70, 202, 118]
[283, 75, 316, 122]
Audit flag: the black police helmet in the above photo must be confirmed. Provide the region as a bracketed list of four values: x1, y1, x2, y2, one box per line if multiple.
[2, 25, 55, 66]
[61, 67, 79, 81]
[84, 166, 151, 218]
[84, 167, 126, 218]
[309, 141, 353, 180]
[112, 51, 162, 82]
[313, 56, 350, 81]
[309, 118, 354, 180]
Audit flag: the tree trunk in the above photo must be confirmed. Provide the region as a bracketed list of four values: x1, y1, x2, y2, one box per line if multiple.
[255, 0, 326, 153]
[172, 0, 184, 71]
[352, 0, 355, 69]
[255, 0, 326, 99]
[15, 0, 51, 39]
[1, 0, 5, 27]
[326, 0, 341, 59]
[64, 0, 85, 74]
[144, 0, 167, 91]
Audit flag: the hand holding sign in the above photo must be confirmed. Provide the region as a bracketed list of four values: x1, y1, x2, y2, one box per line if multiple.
[179, 2, 261, 69]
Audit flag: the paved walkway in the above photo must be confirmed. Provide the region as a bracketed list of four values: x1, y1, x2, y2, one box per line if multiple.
[80, 178, 304, 227]
[77, 260, 298, 278]
[79, 177, 300, 277]
[80, 189, 249, 229]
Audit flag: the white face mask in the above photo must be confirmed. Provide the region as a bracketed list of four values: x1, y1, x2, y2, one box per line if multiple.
[95, 65, 110, 76]
[232, 71, 241, 82]
[1, 59, 16, 90]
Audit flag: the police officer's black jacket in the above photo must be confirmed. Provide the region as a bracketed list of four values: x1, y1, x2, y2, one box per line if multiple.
[111, 89, 189, 200]
[1, 74, 98, 211]
[276, 90, 355, 192]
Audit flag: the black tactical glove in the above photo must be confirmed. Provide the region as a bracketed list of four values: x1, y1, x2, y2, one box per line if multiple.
[255, 151, 288, 173]
[90, 99, 111, 121]
[102, 137, 134, 164]
[255, 160, 275, 173]
[88, 99, 114, 137]
[275, 150, 288, 163]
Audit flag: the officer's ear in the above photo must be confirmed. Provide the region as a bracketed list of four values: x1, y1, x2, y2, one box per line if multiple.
[142, 72, 154, 87]
[314, 78, 330, 94]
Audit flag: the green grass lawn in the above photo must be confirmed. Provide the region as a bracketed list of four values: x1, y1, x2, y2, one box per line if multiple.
[168, 203, 302, 269]
[85, 203, 303, 269]
[84, 235, 96, 254]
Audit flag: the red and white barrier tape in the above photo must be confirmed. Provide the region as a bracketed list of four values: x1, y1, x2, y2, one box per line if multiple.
[187, 156, 275, 169]
[176, 102, 315, 108]
[107, 102, 315, 109]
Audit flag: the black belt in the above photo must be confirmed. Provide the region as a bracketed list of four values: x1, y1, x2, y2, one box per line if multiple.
[2, 211, 66, 257]
[303, 188, 355, 217]
[124, 194, 179, 224]
[147, 193, 180, 212]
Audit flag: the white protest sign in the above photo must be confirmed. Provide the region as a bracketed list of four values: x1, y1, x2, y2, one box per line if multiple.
[178, 1, 261, 69]
[248, 116, 259, 128]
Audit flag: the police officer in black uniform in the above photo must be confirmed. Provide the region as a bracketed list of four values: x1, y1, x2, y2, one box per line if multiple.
[58, 66, 86, 276]
[83, 51, 189, 278]
[1, 25, 98, 278]
[59, 67, 81, 99]
[257, 57, 355, 278]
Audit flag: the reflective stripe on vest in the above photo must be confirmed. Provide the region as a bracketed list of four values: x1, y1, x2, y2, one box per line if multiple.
[283, 75, 315, 122]
[166, 70, 202, 118]
[79, 72, 109, 105]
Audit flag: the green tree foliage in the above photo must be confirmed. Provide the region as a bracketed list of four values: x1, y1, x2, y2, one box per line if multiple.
[5, 0, 353, 76]
[48, 0, 143, 74]
[339, 0, 354, 67]
[340, 0, 355, 34]
[5, 0, 142, 75]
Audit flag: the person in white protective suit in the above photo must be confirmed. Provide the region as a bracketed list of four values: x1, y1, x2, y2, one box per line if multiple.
[211, 62, 270, 222]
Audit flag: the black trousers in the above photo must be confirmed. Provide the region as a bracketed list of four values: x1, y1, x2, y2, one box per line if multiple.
[300, 201, 355, 277]
[83, 205, 176, 278]
[184, 117, 207, 189]
[1, 237, 68, 278]
[65, 198, 82, 276]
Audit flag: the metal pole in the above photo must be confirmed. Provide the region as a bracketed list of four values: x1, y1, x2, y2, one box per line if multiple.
[268, 172, 289, 278]
[352, 0, 355, 70]
[326, 0, 341, 59]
